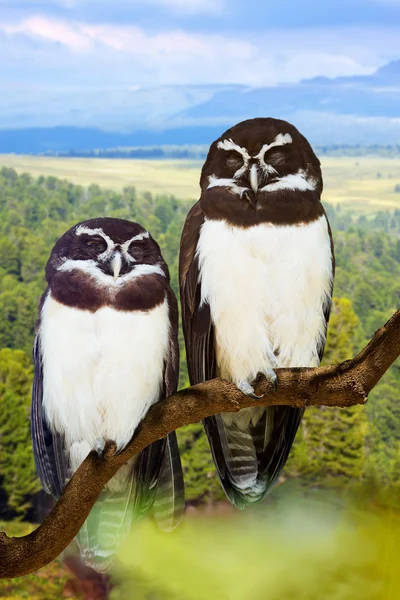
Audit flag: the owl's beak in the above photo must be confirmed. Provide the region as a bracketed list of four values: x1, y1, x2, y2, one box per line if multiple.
[111, 252, 122, 281]
[250, 164, 258, 194]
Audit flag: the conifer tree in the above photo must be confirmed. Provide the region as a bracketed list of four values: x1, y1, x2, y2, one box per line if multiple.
[286, 298, 368, 486]
[0, 348, 39, 518]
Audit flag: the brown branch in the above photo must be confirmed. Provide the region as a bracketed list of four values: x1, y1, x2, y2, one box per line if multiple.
[1, 308, 400, 579]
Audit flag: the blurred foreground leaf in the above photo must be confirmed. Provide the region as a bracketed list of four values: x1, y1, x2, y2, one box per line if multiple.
[112, 490, 400, 600]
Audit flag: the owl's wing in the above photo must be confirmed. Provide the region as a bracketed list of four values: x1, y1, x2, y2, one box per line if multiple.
[152, 286, 185, 532]
[31, 328, 69, 500]
[179, 201, 216, 384]
[318, 211, 335, 363]
[180, 200, 245, 506]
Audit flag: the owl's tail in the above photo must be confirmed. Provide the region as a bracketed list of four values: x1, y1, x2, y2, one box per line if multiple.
[75, 434, 184, 573]
[153, 431, 185, 532]
[203, 406, 303, 509]
[75, 456, 139, 573]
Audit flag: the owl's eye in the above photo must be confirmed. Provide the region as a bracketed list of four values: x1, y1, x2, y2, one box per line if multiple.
[129, 240, 147, 262]
[226, 152, 243, 170]
[266, 151, 285, 165]
[83, 235, 107, 250]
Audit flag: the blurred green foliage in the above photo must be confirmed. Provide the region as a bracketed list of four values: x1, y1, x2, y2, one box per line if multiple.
[0, 166, 398, 518]
[112, 490, 400, 600]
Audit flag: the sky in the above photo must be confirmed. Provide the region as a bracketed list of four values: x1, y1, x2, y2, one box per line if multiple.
[0, 0, 400, 132]
[1, 0, 400, 89]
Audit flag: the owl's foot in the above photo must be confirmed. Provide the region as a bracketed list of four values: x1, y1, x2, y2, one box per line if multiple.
[262, 367, 278, 391]
[95, 439, 105, 459]
[237, 380, 263, 399]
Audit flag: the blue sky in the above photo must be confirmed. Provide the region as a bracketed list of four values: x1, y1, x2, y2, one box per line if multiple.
[0, 0, 400, 131]
[1, 0, 400, 88]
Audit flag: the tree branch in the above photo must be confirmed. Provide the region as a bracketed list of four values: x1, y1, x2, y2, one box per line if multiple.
[1, 308, 400, 579]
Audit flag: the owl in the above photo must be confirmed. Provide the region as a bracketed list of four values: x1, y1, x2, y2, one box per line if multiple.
[180, 118, 334, 507]
[31, 217, 184, 572]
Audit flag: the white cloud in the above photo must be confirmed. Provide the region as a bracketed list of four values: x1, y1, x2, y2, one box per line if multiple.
[1, 16, 91, 51]
[0, 17, 399, 88]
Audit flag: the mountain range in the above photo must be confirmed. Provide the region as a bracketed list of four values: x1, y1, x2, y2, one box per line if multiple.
[1, 60, 400, 153]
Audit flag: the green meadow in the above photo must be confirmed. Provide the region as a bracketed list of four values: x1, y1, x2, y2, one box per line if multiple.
[1, 154, 400, 212]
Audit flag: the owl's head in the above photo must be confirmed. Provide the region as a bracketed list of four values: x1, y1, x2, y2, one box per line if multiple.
[200, 118, 322, 201]
[46, 217, 168, 286]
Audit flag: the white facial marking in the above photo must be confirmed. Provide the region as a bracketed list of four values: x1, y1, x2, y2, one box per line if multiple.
[260, 170, 315, 192]
[255, 133, 293, 177]
[120, 231, 150, 263]
[217, 138, 249, 178]
[217, 138, 250, 162]
[58, 259, 165, 285]
[70, 226, 156, 276]
[255, 133, 293, 162]
[76, 226, 113, 248]
[76, 225, 110, 239]
[216, 133, 302, 193]
[76, 225, 115, 262]
[207, 175, 248, 195]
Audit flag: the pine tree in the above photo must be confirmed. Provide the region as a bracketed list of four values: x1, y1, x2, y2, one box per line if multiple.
[0, 348, 40, 518]
[286, 298, 368, 487]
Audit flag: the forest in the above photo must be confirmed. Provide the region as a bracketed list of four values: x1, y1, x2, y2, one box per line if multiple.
[0, 165, 399, 521]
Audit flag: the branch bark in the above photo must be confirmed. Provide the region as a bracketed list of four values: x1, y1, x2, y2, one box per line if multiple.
[1, 308, 400, 579]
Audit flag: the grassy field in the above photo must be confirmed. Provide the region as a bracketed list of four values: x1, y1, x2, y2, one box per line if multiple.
[0, 155, 203, 201]
[1, 154, 400, 213]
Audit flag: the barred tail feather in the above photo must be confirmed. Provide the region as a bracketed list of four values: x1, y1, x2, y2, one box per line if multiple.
[217, 415, 258, 491]
[75, 436, 184, 572]
[153, 432, 185, 532]
[76, 459, 138, 573]
[208, 407, 304, 509]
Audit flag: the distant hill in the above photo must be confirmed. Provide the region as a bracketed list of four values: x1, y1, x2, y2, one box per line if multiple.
[1, 60, 400, 152]
[0, 126, 223, 154]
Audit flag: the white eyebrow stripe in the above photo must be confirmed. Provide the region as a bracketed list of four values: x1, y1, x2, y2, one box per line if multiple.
[120, 231, 150, 252]
[255, 133, 293, 161]
[217, 138, 251, 162]
[75, 225, 115, 250]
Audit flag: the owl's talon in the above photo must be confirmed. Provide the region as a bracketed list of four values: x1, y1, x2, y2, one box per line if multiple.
[263, 368, 278, 392]
[95, 439, 105, 460]
[237, 380, 263, 399]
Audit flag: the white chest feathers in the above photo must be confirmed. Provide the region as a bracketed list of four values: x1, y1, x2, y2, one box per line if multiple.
[40, 294, 170, 466]
[197, 217, 333, 384]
